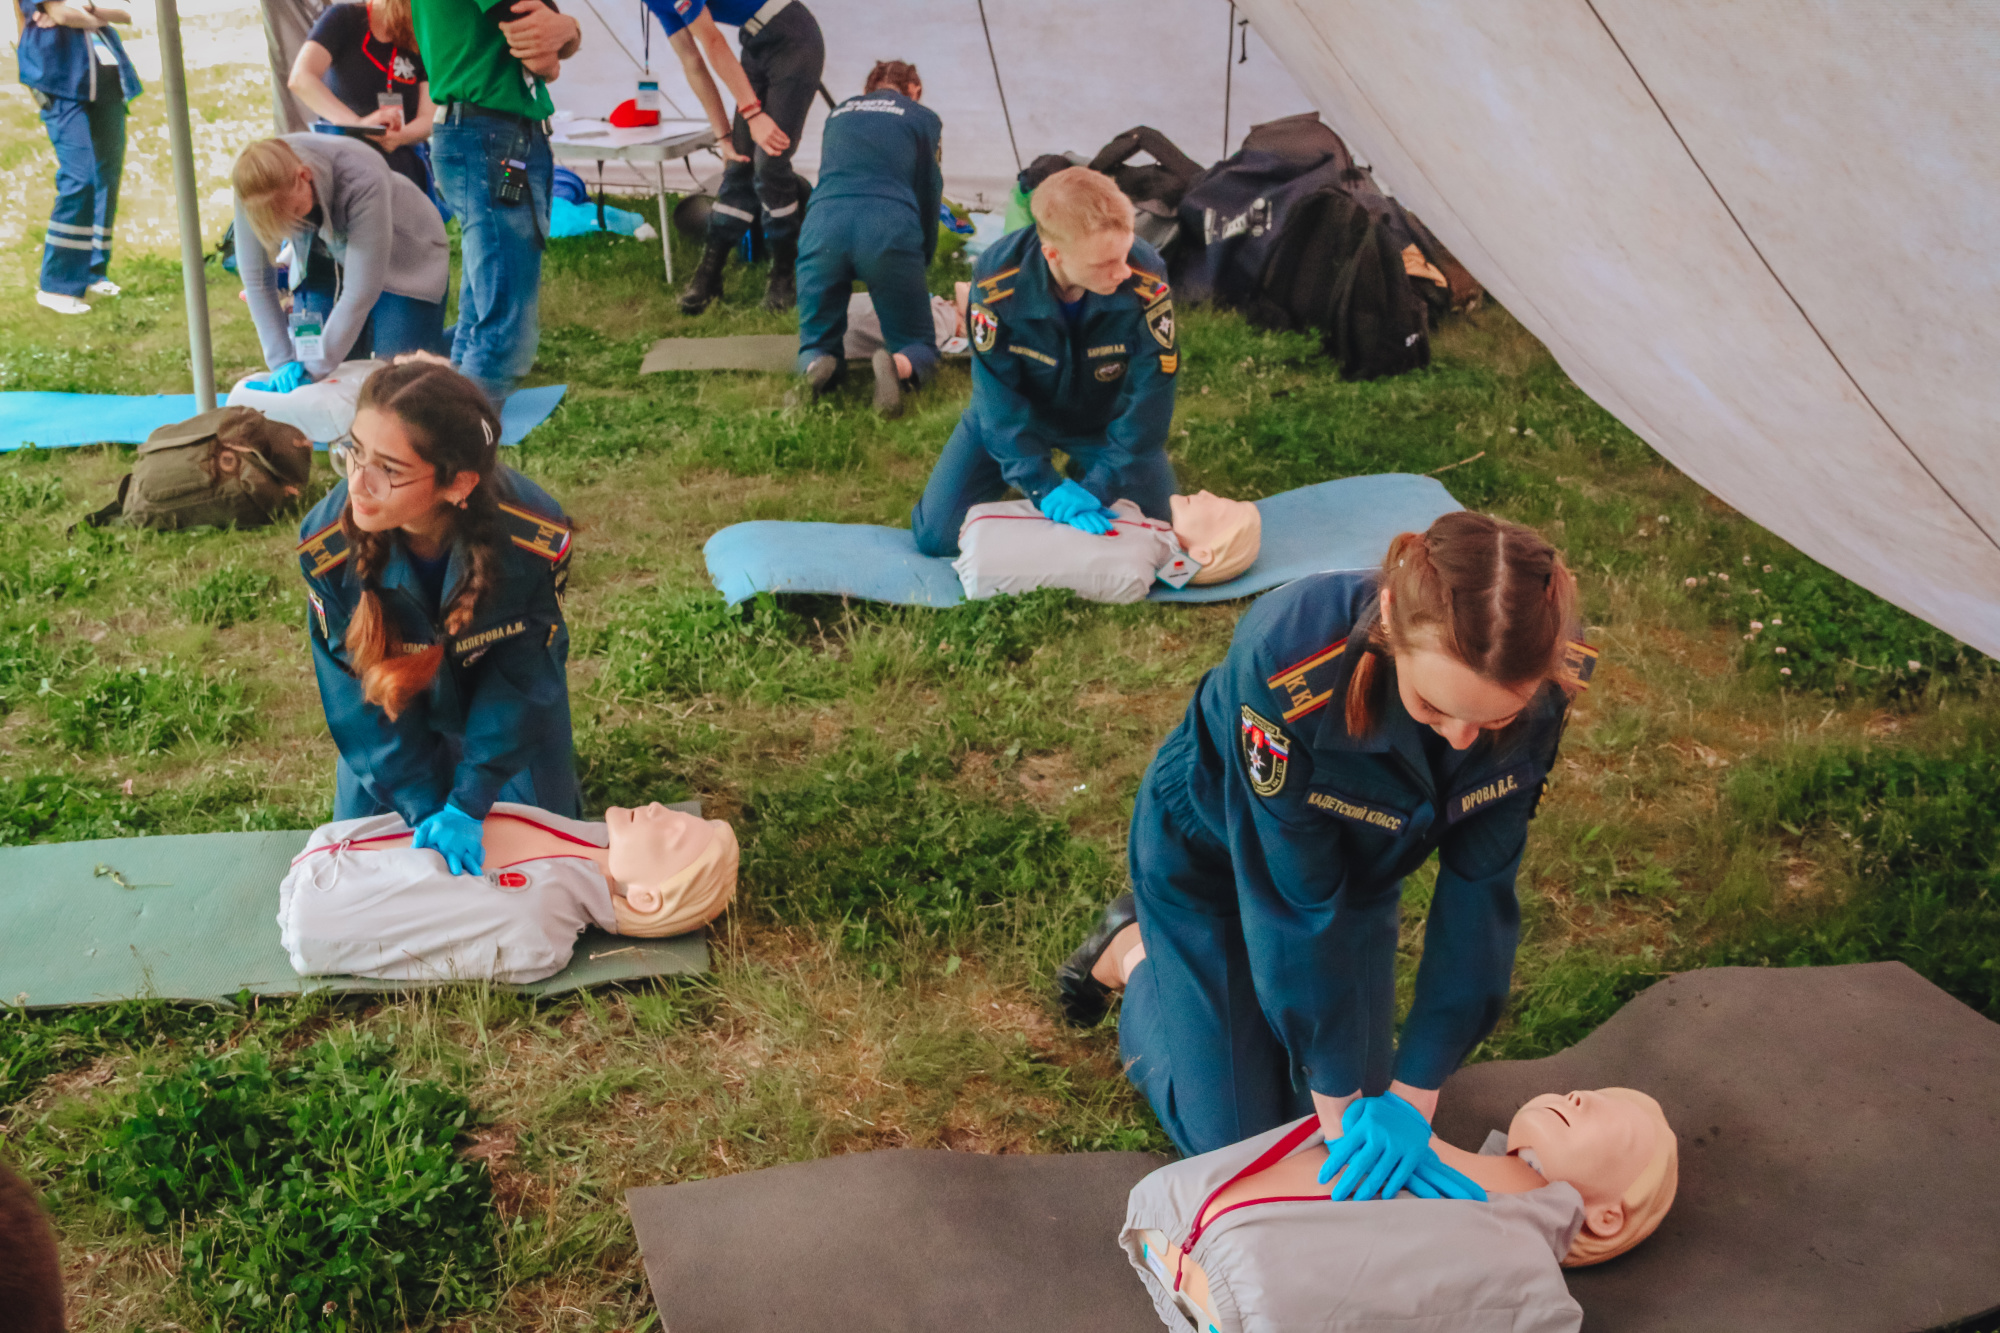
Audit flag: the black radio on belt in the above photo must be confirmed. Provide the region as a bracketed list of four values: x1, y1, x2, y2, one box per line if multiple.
[497, 155, 530, 205]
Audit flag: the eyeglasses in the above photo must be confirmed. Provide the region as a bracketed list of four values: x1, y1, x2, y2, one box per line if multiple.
[329, 436, 429, 502]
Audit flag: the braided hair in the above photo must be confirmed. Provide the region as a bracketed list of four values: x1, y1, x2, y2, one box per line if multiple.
[340, 361, 506, 721]
[1345, 510, 1579, 736]
[863, 60, 921, 96]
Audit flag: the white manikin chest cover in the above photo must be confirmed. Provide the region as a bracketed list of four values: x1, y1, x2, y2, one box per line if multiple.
[1122, 1115, 1587, 1333]
[226, 359, 384, 443]
[953, 498, 1197, 604]
[277, 802, 619, 984]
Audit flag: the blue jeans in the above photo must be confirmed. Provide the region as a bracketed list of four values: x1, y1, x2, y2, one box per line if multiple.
[796, 201, 937, 383]
[909, 419, 1179, 558]
[430, 114, 551, 408]
[38, 85, 126, 297]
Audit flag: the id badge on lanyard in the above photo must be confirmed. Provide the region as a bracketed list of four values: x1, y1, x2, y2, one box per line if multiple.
[289, 309, 326, 363]
[636, 78, 660, 112]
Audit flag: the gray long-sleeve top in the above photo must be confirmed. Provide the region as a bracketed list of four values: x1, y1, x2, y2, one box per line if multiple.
[235, 133, 449, 378]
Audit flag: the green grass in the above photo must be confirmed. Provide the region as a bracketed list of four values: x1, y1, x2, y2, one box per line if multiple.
[0, 186, 1994, 1327]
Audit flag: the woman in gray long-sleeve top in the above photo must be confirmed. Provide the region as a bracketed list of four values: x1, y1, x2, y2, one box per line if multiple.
[230, 133, 448, 394]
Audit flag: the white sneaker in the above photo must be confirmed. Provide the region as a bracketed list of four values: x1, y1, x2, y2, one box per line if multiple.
[86, 280, 122, 296]
[35, 290, 89, 315]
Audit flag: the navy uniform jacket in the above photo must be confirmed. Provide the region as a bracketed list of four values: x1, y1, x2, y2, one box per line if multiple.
[813, 89, 943, 264]
[964, 226, 1179, 505]
[1145, 571, 1587, 1096]
[15, 0, 142, 103]
[296, 468, 575, 826]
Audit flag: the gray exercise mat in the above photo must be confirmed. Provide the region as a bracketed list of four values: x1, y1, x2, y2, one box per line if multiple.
[640, 335, 797, 375]
[0, 803, 709, 1008]
[627, 963, 2000, 1333]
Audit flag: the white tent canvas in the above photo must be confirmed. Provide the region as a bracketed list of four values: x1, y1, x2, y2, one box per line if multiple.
[1241, 0, 2000, 658]
[550, 0, 1316, 206]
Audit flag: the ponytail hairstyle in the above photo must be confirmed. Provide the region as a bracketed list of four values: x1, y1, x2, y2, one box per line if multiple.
[1345, 510, 1579, 737]
[863, 60, 921, 96]
[233, 138, 309, 255]
[341, 361, 506, 721]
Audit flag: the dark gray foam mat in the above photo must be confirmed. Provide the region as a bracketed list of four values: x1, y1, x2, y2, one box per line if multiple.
[627, 1149, 1167, 1333]
[1430, 962, 2000, 1333]
[627, 963, 2000, 1333]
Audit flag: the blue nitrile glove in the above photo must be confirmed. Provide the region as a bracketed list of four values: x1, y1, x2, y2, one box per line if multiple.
[246, 360, 308, 394]
[1039, 479, 1118, 536]
[1317, 1091, 1487, 1202]
[411, 802, 486, 877]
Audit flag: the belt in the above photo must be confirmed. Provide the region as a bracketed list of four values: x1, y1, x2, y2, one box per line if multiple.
[740, 0, 793, 36]
[441, 100, 548, 133]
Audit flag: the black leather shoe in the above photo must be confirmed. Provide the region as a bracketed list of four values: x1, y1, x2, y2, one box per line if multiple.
[1054, 891, 1138, 1027]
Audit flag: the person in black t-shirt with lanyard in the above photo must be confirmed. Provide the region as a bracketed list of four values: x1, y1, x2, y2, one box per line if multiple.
[289, 0, 436, 198]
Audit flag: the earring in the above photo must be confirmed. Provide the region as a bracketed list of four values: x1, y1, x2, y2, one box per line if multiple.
[455, 496, 469, 509]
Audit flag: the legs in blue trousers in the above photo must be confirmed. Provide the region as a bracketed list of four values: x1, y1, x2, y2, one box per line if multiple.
[910, 425, 1179, 558]
[1117, 771, 1315, 1156]
[38, 85, 126, 297]
[431, 116, 551, 409]
[797, 205, 939, 384]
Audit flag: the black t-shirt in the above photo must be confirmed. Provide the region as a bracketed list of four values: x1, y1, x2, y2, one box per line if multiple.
[307, 2, 426, 125]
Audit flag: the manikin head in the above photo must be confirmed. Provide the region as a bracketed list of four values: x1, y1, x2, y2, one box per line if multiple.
[1508, 1087, 1679, 1266]
[1170, 491, 1262, 585]
[603, 803, 739, 937]
[1351, 510, 1580, 749]
[1032, 167, 1135, 298]
[233, 138, 318, 255]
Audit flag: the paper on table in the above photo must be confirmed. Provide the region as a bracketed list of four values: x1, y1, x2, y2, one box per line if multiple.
[551, 118, 710, 150]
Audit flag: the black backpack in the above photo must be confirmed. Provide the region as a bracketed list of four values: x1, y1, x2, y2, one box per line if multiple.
[1174, 112, 1433, 380]
[1088, 126, 1204, 258]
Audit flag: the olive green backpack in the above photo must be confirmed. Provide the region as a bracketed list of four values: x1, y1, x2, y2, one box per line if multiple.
[86, 407, 313, 531]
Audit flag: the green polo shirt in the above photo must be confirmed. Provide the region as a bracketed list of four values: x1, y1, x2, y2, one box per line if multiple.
[413, 0, 556, 120]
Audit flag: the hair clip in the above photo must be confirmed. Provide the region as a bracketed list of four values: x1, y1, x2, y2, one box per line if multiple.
[480, 419, 495, 446]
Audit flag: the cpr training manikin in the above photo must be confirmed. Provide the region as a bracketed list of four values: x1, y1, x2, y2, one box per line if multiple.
[278, 801, 739, 984]
[952, 489, 1263, 603]
[1124, 1087, 1678, 1333]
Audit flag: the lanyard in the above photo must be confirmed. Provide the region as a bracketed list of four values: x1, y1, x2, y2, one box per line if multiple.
[360, 1, 417, 85]
[640, 5, 650, 74]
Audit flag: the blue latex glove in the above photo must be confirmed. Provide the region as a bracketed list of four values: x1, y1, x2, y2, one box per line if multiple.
[411, 802, 486, 877]
[1039, 479, 1118, 536]
[1317, 1092, 1487, 1202]
[246, 360, 308, 394]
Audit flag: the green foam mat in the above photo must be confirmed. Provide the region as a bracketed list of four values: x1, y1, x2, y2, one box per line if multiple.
[0, 822, 708, 1009]
[640, 334, 798, 375]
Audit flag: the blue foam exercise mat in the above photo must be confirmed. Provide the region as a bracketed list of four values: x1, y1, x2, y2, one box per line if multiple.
[704, 473, 1461, 608]
[0, 384, 567, 450]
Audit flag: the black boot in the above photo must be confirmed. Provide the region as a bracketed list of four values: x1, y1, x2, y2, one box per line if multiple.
[1053, 892, 1138, 1027]
[679, 238, 731, 316]
[762, 234, 798, 312]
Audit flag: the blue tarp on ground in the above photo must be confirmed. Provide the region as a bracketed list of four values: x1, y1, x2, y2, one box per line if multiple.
[0, 383, 568, 451]
[704, 473, 1461, 608]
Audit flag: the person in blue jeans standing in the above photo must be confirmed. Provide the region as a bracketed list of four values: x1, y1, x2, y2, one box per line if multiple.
[17, 0, 141, 316]
[411, 0, 580, 408]
[910, 167, 1180, 558]
[794, 60, 942, 419]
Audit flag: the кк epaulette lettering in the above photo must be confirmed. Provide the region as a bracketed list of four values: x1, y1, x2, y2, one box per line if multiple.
[1561, 639, 1599, 689]
[1267, 641, 1347, 723]
[1129, 270, 1170, 305]
[497, 503, 572, 563]
[297, 521, 350, 578]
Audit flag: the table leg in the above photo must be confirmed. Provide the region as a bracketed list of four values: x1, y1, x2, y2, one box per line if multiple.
[658, 160, 672, 284]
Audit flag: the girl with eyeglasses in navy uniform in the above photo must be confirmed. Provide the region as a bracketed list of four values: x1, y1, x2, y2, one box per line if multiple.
[295, 360, 578, 879]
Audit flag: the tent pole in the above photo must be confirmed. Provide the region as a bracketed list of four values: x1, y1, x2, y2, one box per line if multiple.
[156, 0, 215, 409]
[1223, 3, 1235, 158]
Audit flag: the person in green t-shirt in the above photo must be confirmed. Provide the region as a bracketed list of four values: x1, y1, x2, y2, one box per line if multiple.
[413, 0, 579, 406]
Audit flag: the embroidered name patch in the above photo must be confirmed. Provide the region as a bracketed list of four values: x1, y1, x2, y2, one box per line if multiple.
[1240, 706, 1290, 797]
[1307, 788, 1408, 835]
[1086, 343, 1127, 358]
[1447, 765, 1535, 824]
[1013, 345, 1059, 366]
[451, 619, 528, 660]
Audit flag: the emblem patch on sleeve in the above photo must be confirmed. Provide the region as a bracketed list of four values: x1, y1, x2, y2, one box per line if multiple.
[1146, 298, 1176, 350]
[971, 304, 999, 353]
[1240, 706, 1291, 797]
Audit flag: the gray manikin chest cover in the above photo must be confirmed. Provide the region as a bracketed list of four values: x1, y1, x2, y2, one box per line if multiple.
[953, 498, 1197, 603]
[1123, 1114, 1586, 1333]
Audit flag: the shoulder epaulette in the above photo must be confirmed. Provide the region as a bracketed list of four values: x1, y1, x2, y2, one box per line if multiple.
[1130, 269, 1171, 306]
[976, 266, 1020, 304]
[1267, 641, 1347, 723]
[1561, 639, 1598, 689]
[497, 502, 573, 564]
[297, 520, 350, 579]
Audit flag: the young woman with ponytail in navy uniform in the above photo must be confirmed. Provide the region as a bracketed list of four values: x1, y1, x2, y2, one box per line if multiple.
[296, 360, 579, 879]
[1056, 511, 1596, 1202]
